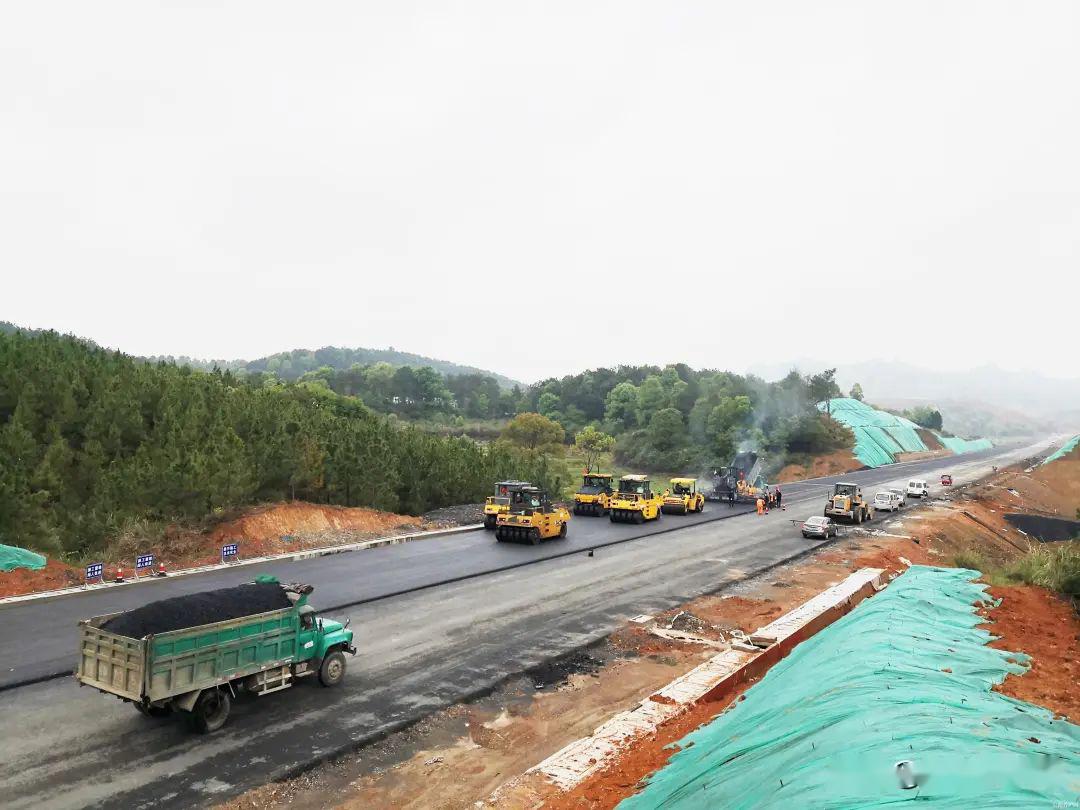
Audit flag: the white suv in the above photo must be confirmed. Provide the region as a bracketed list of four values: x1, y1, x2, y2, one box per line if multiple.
[907, 479, 930, 498]
[874, 491, 902, 512]
[886, 487, 908, 507]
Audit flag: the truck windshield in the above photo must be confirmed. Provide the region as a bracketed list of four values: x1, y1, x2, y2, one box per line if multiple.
[673, 482, 691, 495]
[620, 481, 647, 494]
[835, 484, 857, 496]
[583, 476, 608, 489]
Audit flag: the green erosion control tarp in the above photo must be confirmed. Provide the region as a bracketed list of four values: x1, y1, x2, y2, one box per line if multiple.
[620, 566, 1080, 809]
[1042, 434, 1080, 465]
[819, 398, 993, 467]
[936, 435, 994, 455]
[818, 398, 929, 467]
[0, 544, 47, 573]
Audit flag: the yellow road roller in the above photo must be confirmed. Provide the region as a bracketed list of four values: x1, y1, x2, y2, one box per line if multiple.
[609, 475, 663, 524]
[495, 486, 570, 544]
[573, 472, 614, 516]
[483, 480, 533, 530]
[661, 477, 706, 515]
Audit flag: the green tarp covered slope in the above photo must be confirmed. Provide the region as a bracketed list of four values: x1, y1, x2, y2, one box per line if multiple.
[620, 566, 1080, 810]
[937, 435, 994, 454]
[0, 544, 47, 572]
[818, 398, 929, 467]
[819, 398, 993, 467]
[1041, 434, 1080, 466]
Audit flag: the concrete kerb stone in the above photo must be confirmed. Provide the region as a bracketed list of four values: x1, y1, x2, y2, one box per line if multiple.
[525, 567, 887, 792]
[0, 524, 484, 608]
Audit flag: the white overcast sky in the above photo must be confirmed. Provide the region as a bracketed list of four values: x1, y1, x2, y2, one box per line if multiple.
[2, 2, 1078, 383]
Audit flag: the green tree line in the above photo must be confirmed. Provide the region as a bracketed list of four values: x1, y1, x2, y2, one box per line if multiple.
[521, 365, 852, 472]
[294, 363, 523, 420]
[0, 330, 552, 558]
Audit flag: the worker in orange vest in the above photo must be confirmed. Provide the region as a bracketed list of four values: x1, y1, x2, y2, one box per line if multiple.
[756, 497, 765, 515]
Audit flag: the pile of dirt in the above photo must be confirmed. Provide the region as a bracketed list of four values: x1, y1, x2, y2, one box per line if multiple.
[2, 500, 427, 600]
[113, 501, 423, 571]
[103, 582, 293, 638]
[421, 503, 484, 528]
[0, 558, 82, 598]
[775, 449, 863, 483]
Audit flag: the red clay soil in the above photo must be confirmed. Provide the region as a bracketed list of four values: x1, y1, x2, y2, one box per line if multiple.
[917, 428, 945, 451]
[0, 558, 83, 598]
[776, 449, 863, 484]
[189, 502, 421, 566]
[0, 502, 423, 599]
[543, 678, 762, 810]
[984, 585, 1080, 721]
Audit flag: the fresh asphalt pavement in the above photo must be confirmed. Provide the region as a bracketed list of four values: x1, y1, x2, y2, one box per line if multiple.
[0, 440, 1051, 809]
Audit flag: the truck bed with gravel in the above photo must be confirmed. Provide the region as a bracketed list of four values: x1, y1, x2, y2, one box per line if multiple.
[75, 578, 355, 732]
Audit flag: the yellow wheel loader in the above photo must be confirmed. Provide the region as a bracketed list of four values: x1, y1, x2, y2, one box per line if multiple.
[661, 477, 706, 515]
[573, 473, 614, 517]
[824, 482, 874, 524]
[483, 480, 533, 530]
[609, 475, 664, 524]
[495, 487, 570, 544]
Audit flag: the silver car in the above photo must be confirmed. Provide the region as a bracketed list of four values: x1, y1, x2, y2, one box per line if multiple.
[886, 487, 907, 507]
[802, 515, 837, 539]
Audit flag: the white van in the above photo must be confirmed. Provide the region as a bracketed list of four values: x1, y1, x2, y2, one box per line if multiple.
[873, 491, 902, 512]
[907, 479, 930, 498]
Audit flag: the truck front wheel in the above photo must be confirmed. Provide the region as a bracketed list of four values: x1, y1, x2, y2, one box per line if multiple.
[319, 651, 347, 687]
[191, 688, 231, 734]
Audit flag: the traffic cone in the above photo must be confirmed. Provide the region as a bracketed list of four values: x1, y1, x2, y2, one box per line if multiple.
[156, 560, 168, 577]
[114, 566, 125, 583]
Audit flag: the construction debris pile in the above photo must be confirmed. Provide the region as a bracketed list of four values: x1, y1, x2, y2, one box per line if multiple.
[621, 566, 1080, 808]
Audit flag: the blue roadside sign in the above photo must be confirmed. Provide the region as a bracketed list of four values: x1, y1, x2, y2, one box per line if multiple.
[85, 562, 104, 581]
[135, 553, 154, 570]
[221, 543, 239, 562]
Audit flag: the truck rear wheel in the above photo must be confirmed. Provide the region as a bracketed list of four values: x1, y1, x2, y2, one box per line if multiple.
[319, 650, 346, 687]
[190, 688, 231, 734]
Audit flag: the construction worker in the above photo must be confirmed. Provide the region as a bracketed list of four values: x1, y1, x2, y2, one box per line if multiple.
[775, 486, 783, 509]
[756, 497, 765, 515]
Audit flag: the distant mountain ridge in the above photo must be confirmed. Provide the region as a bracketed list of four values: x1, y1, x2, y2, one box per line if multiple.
[2, 321, 521, 388]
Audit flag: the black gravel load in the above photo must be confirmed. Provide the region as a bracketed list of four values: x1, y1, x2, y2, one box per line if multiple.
[102, 582, 293, 638]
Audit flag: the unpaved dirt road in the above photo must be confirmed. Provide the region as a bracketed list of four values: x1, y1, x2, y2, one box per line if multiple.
[0, 441, 1049, 809]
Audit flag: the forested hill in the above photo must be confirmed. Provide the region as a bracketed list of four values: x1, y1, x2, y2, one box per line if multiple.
[151, 346, 521, 389]
[0, 330, 553, 558]
[522, 365, 854, 473]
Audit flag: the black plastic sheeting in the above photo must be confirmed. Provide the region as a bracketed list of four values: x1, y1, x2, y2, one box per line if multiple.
[102, 582, 293, 639]
[1004, 513, 1080, 543]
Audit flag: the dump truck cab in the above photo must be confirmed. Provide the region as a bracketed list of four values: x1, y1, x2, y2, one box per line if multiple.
[825, 482, 873, 524]
[574, 472, 614, 516]
[483, 480, 533, 529]
[662, 477, 705, 515]
[609, 475, 664, 523]
[495, 486, 570, 544]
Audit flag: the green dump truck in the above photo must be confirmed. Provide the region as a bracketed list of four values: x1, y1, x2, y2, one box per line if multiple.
[75, 579, 355, 732]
